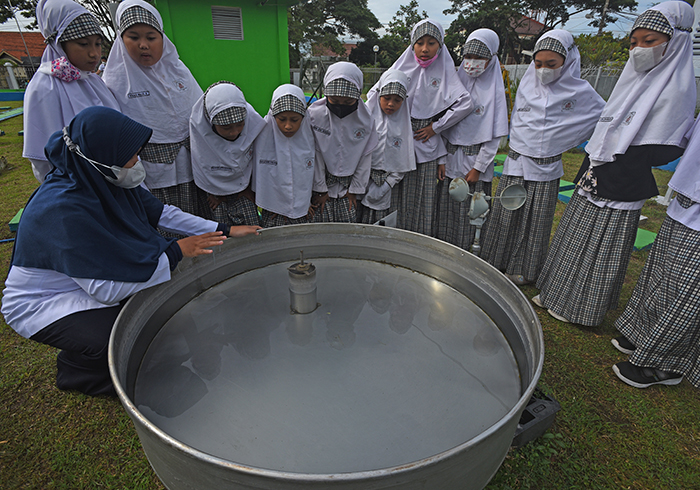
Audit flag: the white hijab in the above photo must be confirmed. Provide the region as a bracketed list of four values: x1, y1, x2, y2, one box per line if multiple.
[103, 0, 202, 144]
[442, 29, 509, 146]
[669, 116, 700, 202]
[509, 29, 605, 159]
[23, 0, 120, 162]
[190, 83, 266, 195]
[586, 1, 695, 164]
[307, 62, 377, 177]
[254, 85, 315, 219]
[389, 19, 468, 120]
[366, 69, 416, 173]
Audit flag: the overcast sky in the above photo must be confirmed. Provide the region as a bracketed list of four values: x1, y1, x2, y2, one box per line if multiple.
[0, 0, 669, 35]
[366, 0, 662, 37]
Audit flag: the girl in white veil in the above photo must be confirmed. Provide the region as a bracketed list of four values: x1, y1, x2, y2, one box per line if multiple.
[359, 69, 415, 224]
[104, 0, 203, 220]
[435, 28, 509, 251]
[387, 19, 472, 235]
[535, 1, 696, 326]
[253, 84, 316, 227]
[23, 0, 120, 183]
[481, 29, 605, 286]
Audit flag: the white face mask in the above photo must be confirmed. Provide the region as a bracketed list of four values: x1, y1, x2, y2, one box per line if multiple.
[463, 58, 488, 77]
[536, 66, 563, 85]
[62, 127, 147, 189]
[630, 42, 668, 73]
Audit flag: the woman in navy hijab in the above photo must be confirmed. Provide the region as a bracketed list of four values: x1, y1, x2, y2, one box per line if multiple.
[2, 106, 259, 396]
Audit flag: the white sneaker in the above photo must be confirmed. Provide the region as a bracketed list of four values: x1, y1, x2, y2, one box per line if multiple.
[547, 309, 570, 323]
[531, 294, 544, 308]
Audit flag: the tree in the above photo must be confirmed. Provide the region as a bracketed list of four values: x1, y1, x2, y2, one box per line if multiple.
[444, 0, 638, 63]
[444, 0, 528, 63]
[576, 32, 629, 68]
[349, 1, 427, 68]
[0, 1, 38, 31]
[387, 0, 428, 46]
[288, 0, 381, 67]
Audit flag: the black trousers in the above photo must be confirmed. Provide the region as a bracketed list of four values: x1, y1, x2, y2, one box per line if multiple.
[30, 305, 123, 397]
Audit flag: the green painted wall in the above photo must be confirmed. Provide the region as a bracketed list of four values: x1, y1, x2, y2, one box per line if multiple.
[155, 0, 294, 114]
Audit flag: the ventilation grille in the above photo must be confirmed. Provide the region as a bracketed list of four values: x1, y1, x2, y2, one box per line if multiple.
[212, 6, 243, 41]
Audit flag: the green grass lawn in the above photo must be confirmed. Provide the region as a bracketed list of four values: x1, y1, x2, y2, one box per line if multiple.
[1, 114, 698, 489]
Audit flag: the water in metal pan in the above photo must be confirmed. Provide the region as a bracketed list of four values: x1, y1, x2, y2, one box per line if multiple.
[134, 258, 520, 474]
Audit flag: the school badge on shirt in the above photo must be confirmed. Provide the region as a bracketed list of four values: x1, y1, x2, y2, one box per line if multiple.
[173, 79, 188, 91]
[305, 158, 314, 170]
[428, 77, 441, 89]
[473, 105, 485, 116]
[390, 138, 402, 149]
[353, 128, 367, 140]
[561, 100, 576, 112]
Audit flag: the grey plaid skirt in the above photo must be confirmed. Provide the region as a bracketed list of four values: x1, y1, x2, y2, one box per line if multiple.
[615, 215, 700, 387]
[196, 186, 261, 226]
[397, 159, 439, 236]
[151, 180, 200, 239]
[480, 176, 559, 282]
[261, 209, 309, 228]
[536, 190, 640, 326]
[310, 195, 357, 223]
[434, 177, 491, 251]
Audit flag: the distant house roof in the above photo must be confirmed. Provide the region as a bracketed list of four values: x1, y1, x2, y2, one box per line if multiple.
[0, 32, 46, 63]
[512, 15, 545, 38]
[312, 42, 357, 58]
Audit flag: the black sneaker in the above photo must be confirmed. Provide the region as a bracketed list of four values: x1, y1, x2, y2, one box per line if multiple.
[611, 335, 635, 355]
[613, 361, 683, 388]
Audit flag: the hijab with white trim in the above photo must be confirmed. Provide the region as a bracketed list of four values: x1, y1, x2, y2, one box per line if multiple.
[23, 0, 120, 163]
[254, 85, 315, 219]
[586, 1, 695, 164]
[442, 29, 509, 146]
[366, 69, 416, 173]
[388, 19, 468, 119]
[509, 29, 605, 158]
[104, 0, 202, 144]
[190, 82, 266, 196]
[307, 62, 378, 177]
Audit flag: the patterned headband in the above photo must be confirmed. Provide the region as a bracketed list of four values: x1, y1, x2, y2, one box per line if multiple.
[631, 10, 674, 38]
[57, 14, 102, 43]
[203, 81, 247, 125]
[272, 94, 306, 116]
[462, 39, 492, 59]
[379, 81, 407, 100]
[412, 22, 442, 45]
[119, 6, 161, 34]
[325, 78, 361, 100]
[533, 37, 567, 59]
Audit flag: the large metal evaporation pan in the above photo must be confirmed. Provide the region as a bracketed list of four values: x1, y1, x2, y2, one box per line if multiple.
[109, 224, 544, 490]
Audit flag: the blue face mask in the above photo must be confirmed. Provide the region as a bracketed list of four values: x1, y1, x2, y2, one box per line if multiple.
[62, 127, 146, 188]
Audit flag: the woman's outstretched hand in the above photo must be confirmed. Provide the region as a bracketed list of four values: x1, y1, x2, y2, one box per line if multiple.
[177, 231, 226, 257]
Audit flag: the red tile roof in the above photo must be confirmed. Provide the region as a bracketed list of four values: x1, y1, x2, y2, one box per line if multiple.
[0, 32, 46, 61]
[512, 15, 545, 37]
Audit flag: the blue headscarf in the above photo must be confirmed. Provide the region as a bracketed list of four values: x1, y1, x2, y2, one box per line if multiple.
[12, 106, 174, 282]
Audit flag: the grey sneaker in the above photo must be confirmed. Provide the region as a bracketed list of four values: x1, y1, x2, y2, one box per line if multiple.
[613, 361, 682, 389]
[531, 294, 544, 308]
[611, 336, 635, 355]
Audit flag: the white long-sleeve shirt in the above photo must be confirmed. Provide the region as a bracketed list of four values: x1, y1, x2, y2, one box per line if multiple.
[2, 205, 217, 339]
